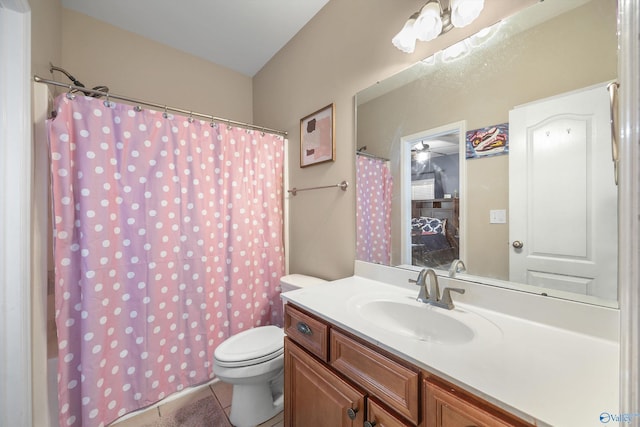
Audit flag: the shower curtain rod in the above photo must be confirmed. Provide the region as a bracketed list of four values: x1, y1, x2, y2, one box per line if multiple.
[33, 75, 288, 137]
[356, 151, 390, 161]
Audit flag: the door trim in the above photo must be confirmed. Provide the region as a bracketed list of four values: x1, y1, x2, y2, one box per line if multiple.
[0, 2, 33, 426]
[617, 0, 640, 418]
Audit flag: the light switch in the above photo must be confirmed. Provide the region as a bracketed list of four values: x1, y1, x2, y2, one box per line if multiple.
[490, 209, 507, 224]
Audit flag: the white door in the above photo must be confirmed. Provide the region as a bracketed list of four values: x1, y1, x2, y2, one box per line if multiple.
[509, 83, 617, 300]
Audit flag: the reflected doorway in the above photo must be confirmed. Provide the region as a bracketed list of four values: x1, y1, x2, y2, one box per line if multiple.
[400, 121, 467, 270]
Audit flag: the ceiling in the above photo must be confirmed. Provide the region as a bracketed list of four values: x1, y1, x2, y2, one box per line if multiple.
[60, 0, 331, 77]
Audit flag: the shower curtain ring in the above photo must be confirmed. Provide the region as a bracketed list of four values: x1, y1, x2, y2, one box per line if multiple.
[210, 115, 216, 128]
[162, 106, 169, 119]
[103, 93, 112, 108]
[66, 84, 75, 100]
[188, 112, 194, 123]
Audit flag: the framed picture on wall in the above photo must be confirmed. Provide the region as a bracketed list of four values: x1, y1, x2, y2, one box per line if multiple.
[465, 123, 509, 159]
[300, 103, 335, 167]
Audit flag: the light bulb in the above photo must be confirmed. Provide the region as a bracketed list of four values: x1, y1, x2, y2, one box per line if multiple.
[416, 151, 430, 162]
[451, 0, 484, 28]
[392, 17, 418, 53]
[414, 2, 443, 42]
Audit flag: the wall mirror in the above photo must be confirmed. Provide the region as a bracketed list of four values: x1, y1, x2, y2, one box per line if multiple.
[355, 0, 618, 307]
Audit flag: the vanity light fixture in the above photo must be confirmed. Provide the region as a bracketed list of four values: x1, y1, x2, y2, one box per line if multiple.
[392, 0, 485, 53]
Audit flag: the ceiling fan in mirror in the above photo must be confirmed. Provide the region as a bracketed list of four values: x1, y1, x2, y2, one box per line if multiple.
[412, 142, 435, 163]
[410, 140, 454, 185]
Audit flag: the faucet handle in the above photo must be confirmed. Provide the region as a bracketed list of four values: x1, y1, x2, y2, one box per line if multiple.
[408, 269, 427, 285]
[438, 287, 465, 310]
[409, 269, 430, 302]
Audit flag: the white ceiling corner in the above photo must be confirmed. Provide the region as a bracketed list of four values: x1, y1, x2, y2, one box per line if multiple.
[60, 0, 330, 77]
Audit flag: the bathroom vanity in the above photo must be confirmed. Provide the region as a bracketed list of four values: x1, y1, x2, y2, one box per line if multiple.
[284, 304, 531, 426]
[281, 262, 619, 427]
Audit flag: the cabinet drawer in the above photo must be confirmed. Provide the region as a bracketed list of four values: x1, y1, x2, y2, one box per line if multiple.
[330, 330, 419, 424]
[425, 379, 534, 427]
[284, 304, 329, 361]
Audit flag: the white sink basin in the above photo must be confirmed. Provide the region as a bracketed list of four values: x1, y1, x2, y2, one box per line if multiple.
[358, 299, 474, 344]
[352, 293, 502, 345]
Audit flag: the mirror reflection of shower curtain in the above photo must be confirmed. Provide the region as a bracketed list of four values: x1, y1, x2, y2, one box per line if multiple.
[356, 155, 393, 264]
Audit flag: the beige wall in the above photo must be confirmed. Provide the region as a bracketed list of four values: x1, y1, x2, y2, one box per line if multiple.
[30, 0, 62, 277]
[356, 0, 617, 279]
[253, 0, 535, 280]
[60, 9, 253, 124]
[30, 0, 62, 77]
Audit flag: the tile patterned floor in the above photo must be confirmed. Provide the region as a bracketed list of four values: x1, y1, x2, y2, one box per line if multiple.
[110, 380, 284, 427]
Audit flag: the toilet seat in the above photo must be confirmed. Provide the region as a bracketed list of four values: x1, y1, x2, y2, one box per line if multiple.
[214, 325, 284, 368]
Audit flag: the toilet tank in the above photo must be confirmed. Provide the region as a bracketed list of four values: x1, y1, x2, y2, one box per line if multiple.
[280, 274, 327, 293]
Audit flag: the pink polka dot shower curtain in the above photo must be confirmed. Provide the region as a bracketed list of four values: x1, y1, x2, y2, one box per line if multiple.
[48, 94, 285, 427]
[356, 155, 393, 265]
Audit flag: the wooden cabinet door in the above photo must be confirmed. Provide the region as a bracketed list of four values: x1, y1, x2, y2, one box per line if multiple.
[367, 399, 414, 427]
[285, 337, 365, 427]
[425, 380, 533, 427]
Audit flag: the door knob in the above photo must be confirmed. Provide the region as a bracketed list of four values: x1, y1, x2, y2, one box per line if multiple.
[512, 240, 524, 249]
[346, 408, 358, 420]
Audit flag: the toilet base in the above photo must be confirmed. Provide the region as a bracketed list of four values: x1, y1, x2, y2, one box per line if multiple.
[229, 376, 284, 427]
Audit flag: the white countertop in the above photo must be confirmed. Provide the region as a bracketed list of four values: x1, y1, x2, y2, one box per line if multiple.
[281, 273, 619, 427]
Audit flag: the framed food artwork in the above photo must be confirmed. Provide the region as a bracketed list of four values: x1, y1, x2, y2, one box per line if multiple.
[300, 103, 335, 167]
[465, 123, 509, 159]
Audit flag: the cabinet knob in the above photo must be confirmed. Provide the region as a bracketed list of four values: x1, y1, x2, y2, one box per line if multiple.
[364, 421, 377, 427]
[296, 322, 312, 335]
[346, 407, 358, 420]
[512, 240, 524, 249]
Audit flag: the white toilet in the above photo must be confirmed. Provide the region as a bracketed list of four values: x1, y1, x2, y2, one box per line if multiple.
[212, 274, 326, 427]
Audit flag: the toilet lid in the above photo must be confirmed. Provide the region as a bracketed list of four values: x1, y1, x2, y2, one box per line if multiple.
[214, 326, 284, 368]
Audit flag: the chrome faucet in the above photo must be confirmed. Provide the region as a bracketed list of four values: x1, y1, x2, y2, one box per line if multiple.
[409, 268, 465, 310]
[448, 259, 466, 278]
